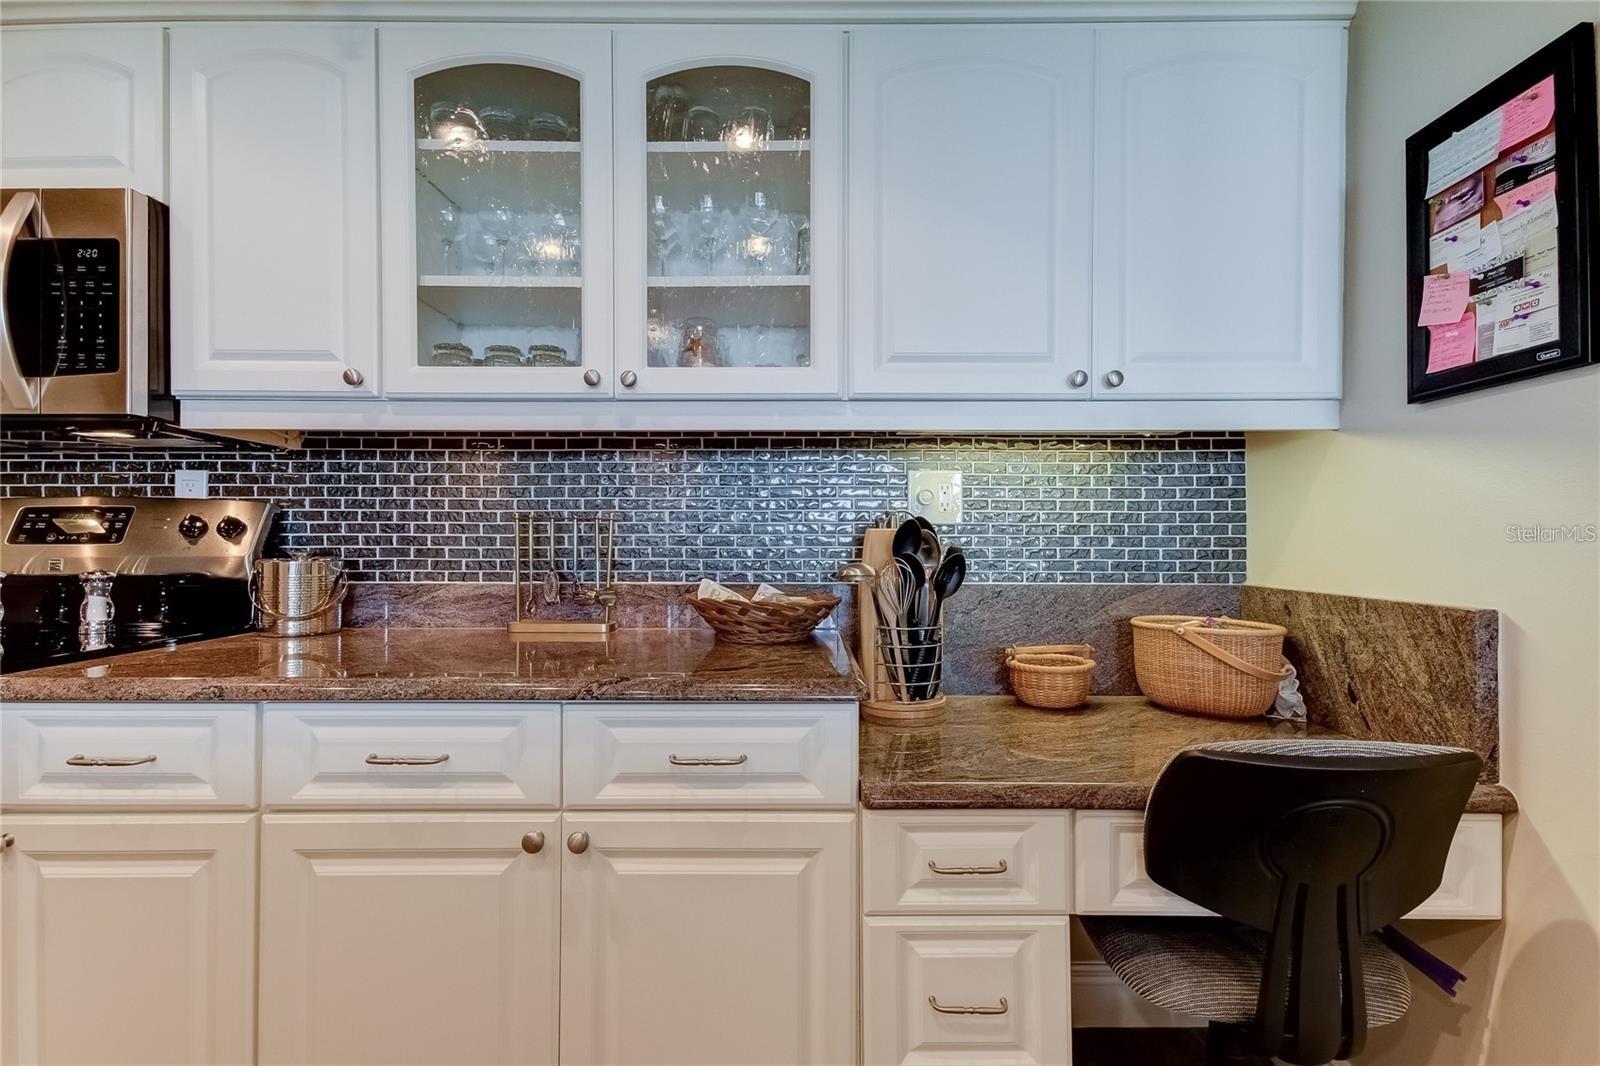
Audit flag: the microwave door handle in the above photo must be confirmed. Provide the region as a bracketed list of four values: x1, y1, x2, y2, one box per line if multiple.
[0, 191, 41, 411]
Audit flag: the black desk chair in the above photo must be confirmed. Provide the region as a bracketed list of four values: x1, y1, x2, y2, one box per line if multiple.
[1080, 739, 1482, 1065]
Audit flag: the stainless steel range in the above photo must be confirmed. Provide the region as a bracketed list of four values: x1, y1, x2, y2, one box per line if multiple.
[0, 495, 275, 673]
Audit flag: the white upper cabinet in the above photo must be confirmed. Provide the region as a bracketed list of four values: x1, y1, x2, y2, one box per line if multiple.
[379, 27, 613, 397]
[169, 24, 380, 396]
[0, 25, 165, 197]
[847, 28, 1094, 399]
[613, 28, 845, 398]
[1091, 24, 1346, 399]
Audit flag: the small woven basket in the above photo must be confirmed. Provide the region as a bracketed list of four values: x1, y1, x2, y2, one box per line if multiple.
[1130, 615, 1291, 719]
[689, 593, 840, 645]
[1006, 651, 1094, 710]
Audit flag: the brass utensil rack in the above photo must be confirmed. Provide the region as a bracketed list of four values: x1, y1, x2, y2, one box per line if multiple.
[510, 512, 618, 641]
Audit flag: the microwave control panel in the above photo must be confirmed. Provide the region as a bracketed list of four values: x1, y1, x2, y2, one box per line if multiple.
[42, 238, 121, 376]
[7, 506, 135, 546]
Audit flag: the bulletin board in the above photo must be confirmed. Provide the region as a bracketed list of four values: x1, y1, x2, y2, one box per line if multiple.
[1405, 23, 1597, 403]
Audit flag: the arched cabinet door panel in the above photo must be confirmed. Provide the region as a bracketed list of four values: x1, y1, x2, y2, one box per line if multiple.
[1, 25, 165, 196]
[848, 27, 1094, 400]
[1092, 25, 1346, 400]
[169, 24, 380, 396]
[613, 28, 844, 399]
[379, 26, 613, 398]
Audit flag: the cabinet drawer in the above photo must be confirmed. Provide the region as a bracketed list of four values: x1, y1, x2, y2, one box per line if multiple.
[1, 703, 256, 809]
[864, 811, 1071, 915]
[863, 916, 1070, 1066]
[262, 703, 560, 808]
[562, 702, 856, 808]
[1074, 810, 1504, 919]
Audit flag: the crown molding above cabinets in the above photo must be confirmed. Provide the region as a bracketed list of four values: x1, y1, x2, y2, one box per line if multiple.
[1, 13, 1349, 433]
[1, 2, 1358, 27]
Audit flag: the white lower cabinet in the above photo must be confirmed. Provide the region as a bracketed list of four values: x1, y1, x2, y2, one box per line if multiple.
[863, 916, 1071, 1066]
[560, 810, 857, 1066]
[257, 811, 561, 1066]
[0, 813, 257, 1066]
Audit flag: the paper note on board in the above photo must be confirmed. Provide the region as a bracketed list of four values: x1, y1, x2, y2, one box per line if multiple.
[1493, 305, 1560, 356]
[1495, 131, 1556, 193]
[1429, 215, 1481, 271]
[1495, 172, 1557, 219]
[1427, 109, 1504, 197]
[1418, 272, 1472, 326]
[1523, 227, 1559, 275]
[1427, 311, 1477, 372]
[1498, 76, 1556, 150]
[1460, 220, 1504, 274]
[1497, 193, 1557, 253]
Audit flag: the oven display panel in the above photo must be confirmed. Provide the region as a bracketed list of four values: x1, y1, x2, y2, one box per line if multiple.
[7, 506, 135, 545]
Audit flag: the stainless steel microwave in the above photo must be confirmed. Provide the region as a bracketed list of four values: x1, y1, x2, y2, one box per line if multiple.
[1, 186, 172, 424]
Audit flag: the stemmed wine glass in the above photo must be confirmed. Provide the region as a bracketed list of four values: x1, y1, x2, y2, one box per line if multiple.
[479, 198, 518, 276]
[436, 202, 467, 275]
[690, 194, 726, 273]
[649, 194, 681, 276]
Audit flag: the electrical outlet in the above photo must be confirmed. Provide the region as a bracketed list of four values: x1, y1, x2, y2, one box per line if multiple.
[907, 469, 963, 525]
[174, 470, 209, 499]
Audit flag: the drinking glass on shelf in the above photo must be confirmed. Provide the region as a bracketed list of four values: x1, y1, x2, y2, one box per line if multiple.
[690, 194, 728, 273]
[739, 191, 795, 276]
[724, 106, 773, 152]
[679, 317, 720, 368]
[428, 102, 484, 147]
[465, 229, 504, 276]
[435, 202, 467, 275]
[477, 105, 521, 140]
[484, 344, 524, 367]
[478, 199, 519, 274]
[524, 112, 578, 141]
[682, 105, 723, 142]
[429, 341, 474, 367]
[647, 84, 688, 141]
[649, 195, 681, 276]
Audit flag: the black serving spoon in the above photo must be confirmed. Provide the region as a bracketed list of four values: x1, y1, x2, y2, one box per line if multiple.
[931, 549, 966, 623]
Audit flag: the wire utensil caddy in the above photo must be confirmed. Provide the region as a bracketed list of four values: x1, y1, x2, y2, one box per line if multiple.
[509, 512, 618, 640]
[873, 619, 945, 709]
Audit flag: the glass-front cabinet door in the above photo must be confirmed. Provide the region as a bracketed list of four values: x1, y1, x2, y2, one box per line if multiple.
[379, 27, 612, 396]
[614, 29, 843, 398]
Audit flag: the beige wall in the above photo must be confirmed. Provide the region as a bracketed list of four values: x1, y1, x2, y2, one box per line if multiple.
[1247, 3, 1600, 1063]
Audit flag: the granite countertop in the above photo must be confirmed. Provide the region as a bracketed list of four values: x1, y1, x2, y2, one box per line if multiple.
[0, 627, 867, 703]
[860, 695, 1517, 813]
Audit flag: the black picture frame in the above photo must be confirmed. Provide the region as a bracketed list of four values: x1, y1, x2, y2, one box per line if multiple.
[1405, 22, 1598, 403]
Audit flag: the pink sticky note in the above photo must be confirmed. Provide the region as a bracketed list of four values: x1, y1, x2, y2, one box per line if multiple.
[1418, 272, 1471, 326]
[1499, 76, 1556, 150]
[1495, 171, 1557, 219]
[1427, 311, 1477, 372]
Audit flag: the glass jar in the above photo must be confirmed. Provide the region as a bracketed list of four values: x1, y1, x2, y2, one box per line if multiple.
[528, 344, 571, 367]
[430, 341, 474, 367]
[485, 344, 525, 367]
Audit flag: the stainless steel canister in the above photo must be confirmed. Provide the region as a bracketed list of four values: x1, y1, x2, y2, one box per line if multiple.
[251, 554, 348, 637]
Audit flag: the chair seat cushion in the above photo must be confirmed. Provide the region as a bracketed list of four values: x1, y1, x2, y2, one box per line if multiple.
[1079, 916, 1412, 1026]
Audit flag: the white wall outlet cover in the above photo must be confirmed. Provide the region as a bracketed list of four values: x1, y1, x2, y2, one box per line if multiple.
[174, 469, 209, 499]
[907, 469, 963, 524]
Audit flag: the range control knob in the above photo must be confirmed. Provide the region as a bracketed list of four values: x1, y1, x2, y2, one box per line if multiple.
[215, 516, 248, 542]
[177, 514, 209, 541]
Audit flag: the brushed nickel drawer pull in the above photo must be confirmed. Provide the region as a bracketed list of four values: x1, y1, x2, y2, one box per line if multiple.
[928, 859, 1009, 876]
[365, 753, 450, 766]
[66, 754, 157, 767]
[668, 753, 749, 766]
[929, 996, 1009, 1016]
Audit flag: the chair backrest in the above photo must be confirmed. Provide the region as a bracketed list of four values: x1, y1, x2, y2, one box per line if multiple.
[1144, 739, 1482, 1065]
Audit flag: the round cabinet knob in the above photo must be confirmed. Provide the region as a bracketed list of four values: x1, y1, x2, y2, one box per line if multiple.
[619, 370, 638, 389]
[2, 834, 13, 849]
[1068, 369, 1089, 389]
[582, 369, 602, 387]
[1103, 370, 1125, 389]
[566, 831, 590, 854]
[521, 831, 545, 855]
[341, 367, 365, 387]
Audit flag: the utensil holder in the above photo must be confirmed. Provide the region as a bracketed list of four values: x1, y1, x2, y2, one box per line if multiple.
[509, 512, 618, 641]
[864, 619, 946, 723]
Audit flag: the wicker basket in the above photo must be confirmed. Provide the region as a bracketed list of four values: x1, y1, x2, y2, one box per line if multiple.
[1006, 652, 1094, 710]
[689, 592, 841, 644]
[1130, 615, 1292, 719]
[1006, 643, 1094, 659]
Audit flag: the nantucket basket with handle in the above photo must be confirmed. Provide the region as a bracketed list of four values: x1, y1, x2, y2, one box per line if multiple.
[1130, 615, 1292, 719]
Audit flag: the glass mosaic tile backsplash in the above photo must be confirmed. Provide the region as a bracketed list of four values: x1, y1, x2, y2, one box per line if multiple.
[0, 432, 1245, 584]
